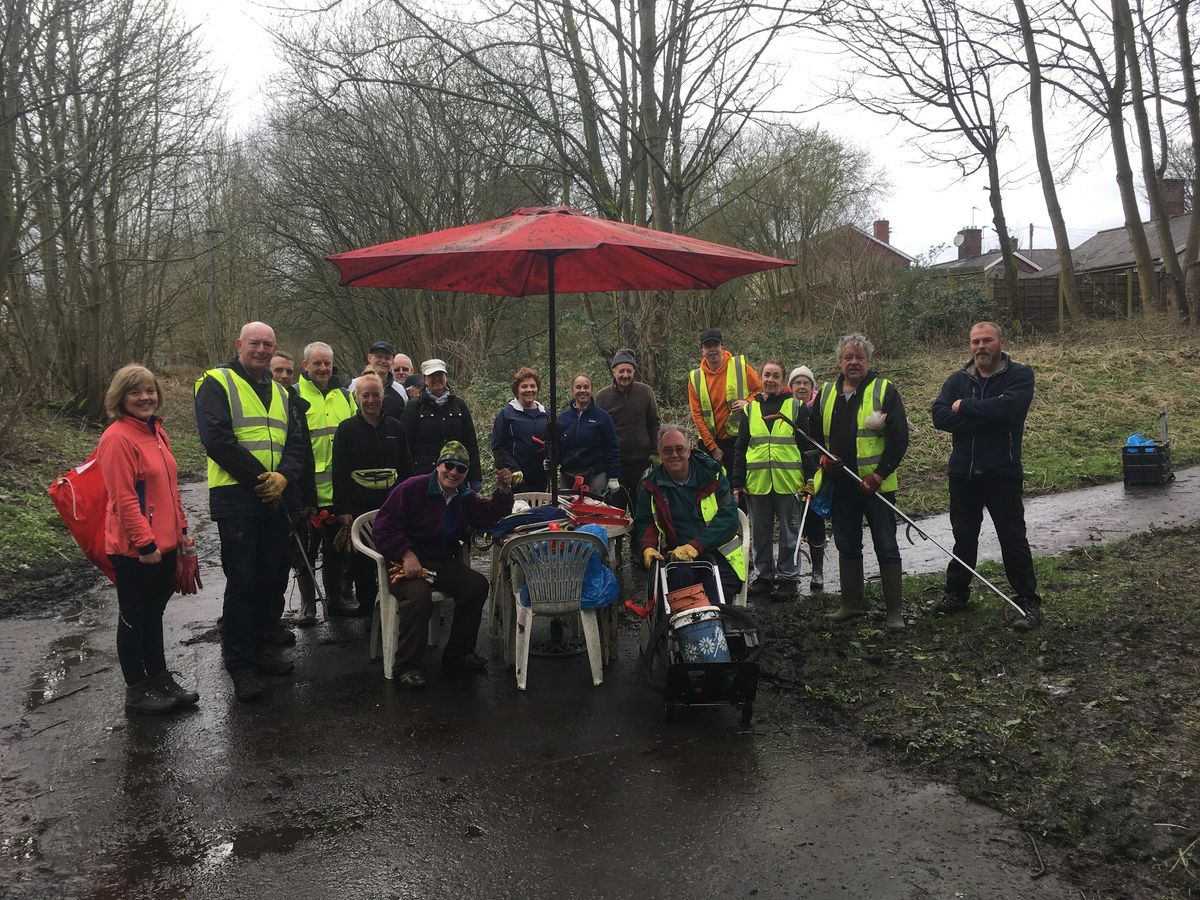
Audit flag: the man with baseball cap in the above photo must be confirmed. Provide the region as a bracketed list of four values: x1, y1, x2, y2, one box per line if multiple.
[350, 341, 406, 421]
[595, 348, 660, 509]
[688, 329, 760, 465]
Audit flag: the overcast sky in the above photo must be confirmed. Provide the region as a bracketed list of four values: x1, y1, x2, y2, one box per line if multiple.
[191, 0, 1140, 264]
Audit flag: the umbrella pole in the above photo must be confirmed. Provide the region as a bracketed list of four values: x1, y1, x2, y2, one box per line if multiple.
[546, 253, 560, 504]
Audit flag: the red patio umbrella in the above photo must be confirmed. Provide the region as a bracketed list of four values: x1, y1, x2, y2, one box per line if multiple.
[326, 205, 794, 498]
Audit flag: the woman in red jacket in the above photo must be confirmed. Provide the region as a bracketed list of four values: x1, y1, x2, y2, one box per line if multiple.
[97, 365, 197, 715]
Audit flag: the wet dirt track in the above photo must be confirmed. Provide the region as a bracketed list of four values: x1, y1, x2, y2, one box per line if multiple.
[9, 471, 1194, 898]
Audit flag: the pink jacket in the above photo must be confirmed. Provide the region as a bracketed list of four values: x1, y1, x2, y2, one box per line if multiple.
[97, 416, 188, 558]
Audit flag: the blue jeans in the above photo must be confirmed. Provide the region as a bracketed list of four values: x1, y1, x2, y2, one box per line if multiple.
[830, 482, 901, 565]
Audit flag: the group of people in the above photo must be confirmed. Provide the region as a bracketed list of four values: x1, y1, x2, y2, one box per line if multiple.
[94, 317, 1042, 715]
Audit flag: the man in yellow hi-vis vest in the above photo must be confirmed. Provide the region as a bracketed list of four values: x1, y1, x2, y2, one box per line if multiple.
[731, 359, 807, 602]
[296, 340, 357, 623]
[808, 333, 910, 631]
[634, 424, 746, 606]
[195, 321, 308, 702]
[688, 328, 761, 465]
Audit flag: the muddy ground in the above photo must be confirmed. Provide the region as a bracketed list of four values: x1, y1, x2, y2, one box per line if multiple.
[2, 473, 1198, 897]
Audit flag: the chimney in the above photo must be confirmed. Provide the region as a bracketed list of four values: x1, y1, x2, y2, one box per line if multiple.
[1162, 178, 1186, 217]
[957, 227, 982, 260]
[872, 219, 890, 244]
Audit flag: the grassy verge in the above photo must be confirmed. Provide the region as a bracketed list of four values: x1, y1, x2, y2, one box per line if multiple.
[755, 526, 1200, 898]
[0, 374, 204, 592]
[3, 321, 1197, 593]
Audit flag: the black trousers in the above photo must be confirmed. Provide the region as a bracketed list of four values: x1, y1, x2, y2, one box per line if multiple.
[616, 456, 650, 512]
[945, 476, 1041, 606]
[388, 558, 488, 669]
[111, 551, 177, 685]
[218, 512, 290, 675]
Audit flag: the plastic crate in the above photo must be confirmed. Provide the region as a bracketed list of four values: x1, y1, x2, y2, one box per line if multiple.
[1122, 442, 1173, 485]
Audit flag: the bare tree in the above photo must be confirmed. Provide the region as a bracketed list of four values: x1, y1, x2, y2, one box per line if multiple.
[1, 0, 221, 416]
[1115, 0, 1187, 314]
[1013, 0, 1086, 318]
[817, 0, 1025, 316]
[278, 0, 820, 395]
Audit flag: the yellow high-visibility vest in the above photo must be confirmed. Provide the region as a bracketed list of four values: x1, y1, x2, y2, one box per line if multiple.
[744, 398, 804, 495]
[649, 490, 747, 582]
[690, 355, 750, 438]
[813, 377, 897, 494]
[196, 367, 289, 489]
[297, 377, 356, 507]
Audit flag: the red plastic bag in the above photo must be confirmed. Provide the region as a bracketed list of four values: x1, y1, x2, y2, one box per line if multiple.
[48, 449, 116, 584]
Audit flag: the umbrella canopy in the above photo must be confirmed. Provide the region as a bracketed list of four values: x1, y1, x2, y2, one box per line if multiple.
[326, 205, 793, 294]
[326, 205, 794, 500]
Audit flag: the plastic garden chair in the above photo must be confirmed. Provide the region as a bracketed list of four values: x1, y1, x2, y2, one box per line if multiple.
[351, 510, 454, 681]
[502, 530, 608, 690]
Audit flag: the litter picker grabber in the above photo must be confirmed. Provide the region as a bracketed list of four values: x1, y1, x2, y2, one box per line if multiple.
[288, 518, 326, 607]
[764, 409, 1027, 618]
[792, 494, 812, 570]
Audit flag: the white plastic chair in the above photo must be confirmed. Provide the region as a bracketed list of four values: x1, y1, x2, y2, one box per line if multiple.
[351, 510, 453, 681]
[514, 491, 553, 507]
[503, 531, 608, 690]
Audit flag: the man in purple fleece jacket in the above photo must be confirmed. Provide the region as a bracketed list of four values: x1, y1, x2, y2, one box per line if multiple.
[372, 440, 514, 687]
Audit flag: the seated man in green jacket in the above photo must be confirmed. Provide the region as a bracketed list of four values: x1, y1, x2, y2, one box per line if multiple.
[634, 424, 746, 605]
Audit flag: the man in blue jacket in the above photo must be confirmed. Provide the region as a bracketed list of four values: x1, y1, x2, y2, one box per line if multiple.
[930, 322, 1042, 630]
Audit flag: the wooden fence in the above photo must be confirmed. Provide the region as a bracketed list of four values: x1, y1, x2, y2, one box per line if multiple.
[1000, 270, 1160, 332]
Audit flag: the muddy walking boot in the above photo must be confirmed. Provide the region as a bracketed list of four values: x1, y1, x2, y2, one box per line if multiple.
[125, 678, 178, 716]
[828, 558, 866, 622]
[881, 563, 906, 632]
[809, 545, 825, 593]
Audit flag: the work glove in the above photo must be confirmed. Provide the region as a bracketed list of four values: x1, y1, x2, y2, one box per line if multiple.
[607, 478, 621, 494]
[332, 523, 353, 552]
[642, 547, 664, 569]
[255, 471, 288, 506]
[818, 454, 843, 474]
[798, 480, 816, 500]
[470, 480, 482, 494]
[670, 544, 700, 562]
[859, 472, 883, 495]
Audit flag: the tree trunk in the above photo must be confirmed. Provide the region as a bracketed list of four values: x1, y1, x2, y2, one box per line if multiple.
[1176, 0, 1200, 320]
[1014, 0, 1084, 318]
[1115, 0, 1186, 315]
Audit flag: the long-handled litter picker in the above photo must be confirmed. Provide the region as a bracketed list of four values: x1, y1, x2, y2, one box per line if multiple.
[288, 518, 327, 613]
[793, 494, 812, 570]
[765, 409, 1027, 618]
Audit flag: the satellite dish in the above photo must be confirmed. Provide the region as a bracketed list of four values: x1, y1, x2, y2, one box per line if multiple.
[953, 233, 965, 247]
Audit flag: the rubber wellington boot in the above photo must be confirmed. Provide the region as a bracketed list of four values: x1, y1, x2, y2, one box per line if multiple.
[809, 545, 825, 593]
[881, 563, 906, 632]
[828, 558, 866, 621]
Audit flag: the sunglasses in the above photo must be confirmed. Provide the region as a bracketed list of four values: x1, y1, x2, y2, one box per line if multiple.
[660, 446, 689, 457]
[441, 461, 468, 474]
